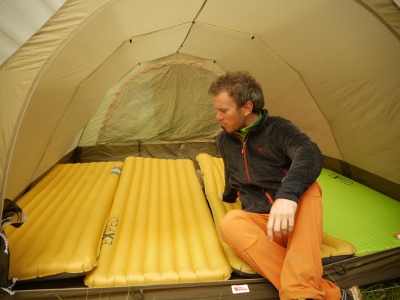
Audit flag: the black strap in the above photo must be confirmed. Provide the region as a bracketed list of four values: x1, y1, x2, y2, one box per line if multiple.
[1, 199, 27, 231]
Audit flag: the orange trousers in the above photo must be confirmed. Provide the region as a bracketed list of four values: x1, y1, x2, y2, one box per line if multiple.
[220, 182, 341, 300]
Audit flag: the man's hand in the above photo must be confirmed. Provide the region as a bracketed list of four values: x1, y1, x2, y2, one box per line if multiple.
[267, 198, 298, 241]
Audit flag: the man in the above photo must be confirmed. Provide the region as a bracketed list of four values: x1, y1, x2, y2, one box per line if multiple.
[209, 71, 361, 300]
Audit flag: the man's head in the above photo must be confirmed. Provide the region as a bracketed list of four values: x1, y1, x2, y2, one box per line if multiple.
[209, 71, 264, 133]
[208, 71, 264, 111]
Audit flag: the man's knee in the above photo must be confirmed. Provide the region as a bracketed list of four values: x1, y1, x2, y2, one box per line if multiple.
[219, 210, 259, 251]
[220, 210, 246, 234]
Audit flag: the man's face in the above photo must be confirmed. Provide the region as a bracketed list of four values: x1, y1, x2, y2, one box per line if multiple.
[213, 91, 247, 133]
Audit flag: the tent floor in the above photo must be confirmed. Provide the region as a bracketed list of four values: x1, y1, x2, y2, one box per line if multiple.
[7, 247, 400, 300]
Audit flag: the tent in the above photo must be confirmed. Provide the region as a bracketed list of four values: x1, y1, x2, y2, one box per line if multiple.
[0, 0, 399, 298]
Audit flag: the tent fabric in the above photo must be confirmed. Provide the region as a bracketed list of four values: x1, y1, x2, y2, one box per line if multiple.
[1, 0, 400, 206]
[0, 0, 66, 65]
[0, 0, 400, 296]
[3, 248, 400, 299]
[79, 53, 224, 146]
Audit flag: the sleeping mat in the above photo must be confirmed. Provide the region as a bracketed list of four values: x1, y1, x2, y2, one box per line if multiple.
[6, 161, 123, 281]
[318, 168, 400, 256]
[84, 156, 232, 287]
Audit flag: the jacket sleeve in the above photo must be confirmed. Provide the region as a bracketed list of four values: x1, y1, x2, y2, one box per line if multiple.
[216, 133, 238, 203]
[273, 119, 324, 202]
[222, 166, 238, 203]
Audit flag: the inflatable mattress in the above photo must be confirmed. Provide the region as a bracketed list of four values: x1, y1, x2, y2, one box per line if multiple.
[196, 154, 357, 277]
[6, 161, 123, 281]
[318, 168, 400, 256]
[85, 156, 232, 287]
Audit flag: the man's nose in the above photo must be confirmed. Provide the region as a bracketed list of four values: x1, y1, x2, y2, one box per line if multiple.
[216, 112, 223, 121]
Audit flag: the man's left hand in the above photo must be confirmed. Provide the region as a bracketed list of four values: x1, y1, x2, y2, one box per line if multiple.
[267, 198, 298, 241]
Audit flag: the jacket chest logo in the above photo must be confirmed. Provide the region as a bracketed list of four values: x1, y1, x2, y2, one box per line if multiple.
[256, 147, 266, 152]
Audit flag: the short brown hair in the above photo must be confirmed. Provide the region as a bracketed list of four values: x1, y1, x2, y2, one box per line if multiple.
[209, 71, 264, 111]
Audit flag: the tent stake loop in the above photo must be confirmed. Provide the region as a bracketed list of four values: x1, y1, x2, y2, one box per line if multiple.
[130, 287, 144, 300]
[333, 264, 347, 275]
[137, 140, 142, 157]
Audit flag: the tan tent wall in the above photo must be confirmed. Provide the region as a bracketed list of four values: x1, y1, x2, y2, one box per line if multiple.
[0, 0, 111, 206]
[1, 0, 400, 205]
[0, 0, 66, 65]
[0, 0, 400, 298]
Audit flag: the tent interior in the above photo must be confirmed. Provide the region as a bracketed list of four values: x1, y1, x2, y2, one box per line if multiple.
[0, 0, 399, 299]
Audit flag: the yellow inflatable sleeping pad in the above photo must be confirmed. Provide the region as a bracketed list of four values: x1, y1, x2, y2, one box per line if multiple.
[6, 161, 123, 281]
[196, 154, 356, 277]
[84, 156, 232, 287]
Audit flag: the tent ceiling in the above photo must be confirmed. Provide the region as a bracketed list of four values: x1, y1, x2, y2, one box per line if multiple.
[0, 0, 399, 202]
[0, 0, 66, 65]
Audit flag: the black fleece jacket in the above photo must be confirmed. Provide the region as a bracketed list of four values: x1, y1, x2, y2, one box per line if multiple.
[217, 109, 324, 213]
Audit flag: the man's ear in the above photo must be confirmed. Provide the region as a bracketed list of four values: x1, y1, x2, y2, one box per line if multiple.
[243, 101, 254, 116]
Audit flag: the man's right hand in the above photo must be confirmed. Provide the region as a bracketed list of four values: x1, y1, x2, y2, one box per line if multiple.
[266, 198, 297, 241]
